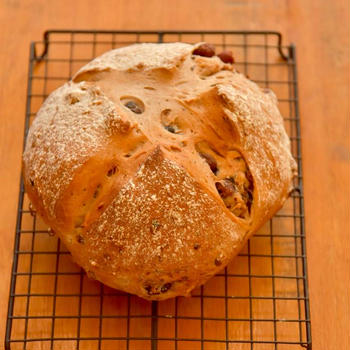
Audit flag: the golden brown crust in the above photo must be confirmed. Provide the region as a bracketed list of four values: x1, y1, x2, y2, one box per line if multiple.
[68, 147, 246, 299]
[23, 42, 296, 300]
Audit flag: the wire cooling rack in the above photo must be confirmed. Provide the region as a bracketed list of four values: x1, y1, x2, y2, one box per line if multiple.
[5, 30, 311, 350]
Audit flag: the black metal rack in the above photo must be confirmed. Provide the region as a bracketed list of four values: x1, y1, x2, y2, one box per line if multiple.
[5, 30, 311, 350]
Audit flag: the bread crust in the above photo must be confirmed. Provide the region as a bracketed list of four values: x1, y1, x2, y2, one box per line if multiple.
[23, 43, 296, 300]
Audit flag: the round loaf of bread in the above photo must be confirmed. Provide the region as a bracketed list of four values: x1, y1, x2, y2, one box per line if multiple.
[23, 43, 296, 300]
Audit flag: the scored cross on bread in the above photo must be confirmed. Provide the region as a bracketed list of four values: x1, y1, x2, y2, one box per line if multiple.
[23, 43, 296, 300]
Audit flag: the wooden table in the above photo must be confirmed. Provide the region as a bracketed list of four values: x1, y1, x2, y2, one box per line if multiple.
[0, 1, 348, 349]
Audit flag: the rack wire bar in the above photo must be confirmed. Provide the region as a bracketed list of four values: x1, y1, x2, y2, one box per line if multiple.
[5, 30, 311, 350]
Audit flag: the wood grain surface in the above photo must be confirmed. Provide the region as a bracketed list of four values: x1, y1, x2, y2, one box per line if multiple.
[0, 1, 349, 350]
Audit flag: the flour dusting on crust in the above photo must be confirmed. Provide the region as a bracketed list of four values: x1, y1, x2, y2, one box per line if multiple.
[23, 82, 123, 216]
[74, 43, 193, 80]
[217, 82, 296, 209]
